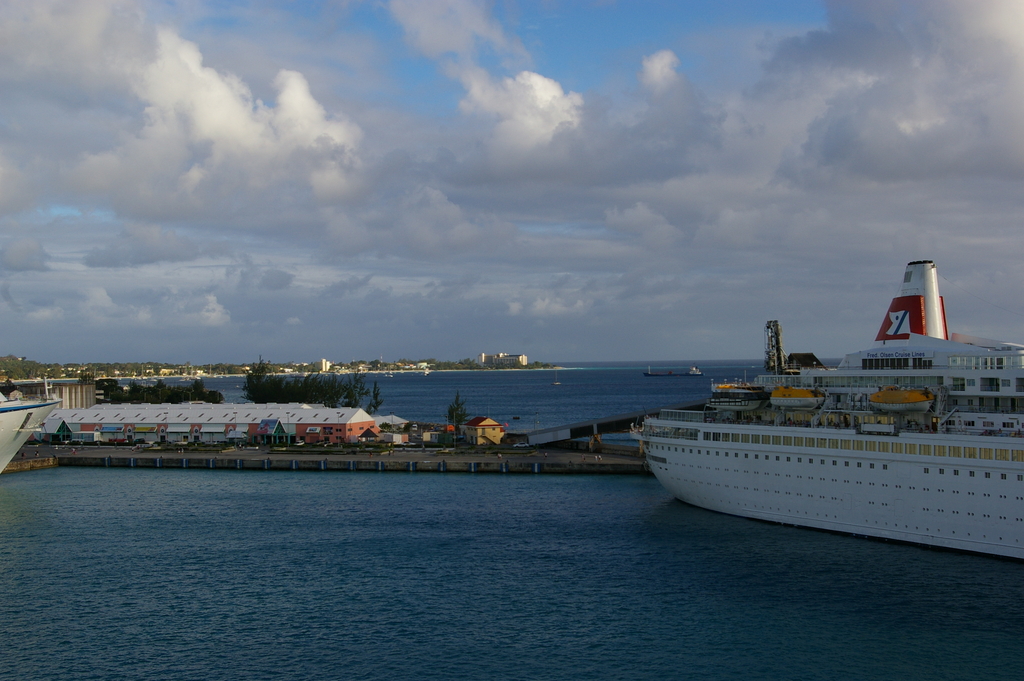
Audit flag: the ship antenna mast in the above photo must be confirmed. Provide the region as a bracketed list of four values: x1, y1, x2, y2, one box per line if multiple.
[765, 320, 787, 375]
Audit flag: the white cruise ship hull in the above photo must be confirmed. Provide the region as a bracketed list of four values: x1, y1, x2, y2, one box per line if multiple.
[643, 423, 1024, 559]
[637, 261, 1024, 560]
[0, 400, 60, 473]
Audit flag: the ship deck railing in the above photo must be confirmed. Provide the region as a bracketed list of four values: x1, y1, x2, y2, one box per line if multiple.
[648, 410, 1024, 439]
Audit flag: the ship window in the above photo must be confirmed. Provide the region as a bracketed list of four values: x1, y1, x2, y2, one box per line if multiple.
[854, 440, 864, 451]
[742, 434, 750, 443]
[751, 434, 761, 444]
[841, 440, 852, 450]
[1013, 450, 1024, 462]
[794, 437, 804, 447]
[950, 446, 962, 458]
[1001, 473, 1006, 480]
[731, 433, 740, 443]
[833, 460, 837, 466]
[870, 463, 875, 469]
[1018, 475, 1023, 481]
[776, 456, 780, 461]
[970, 471, 975, 477]
[935, 445, 946, 457]
[1017, 378, 1024, 393]
[703, 432, 711, 440]
[845, 461, 850, 467]
[939, 469, 944, 474]
[954, 469, 959, 475]
[783, 436, 793, 446]
[866, 441, 877, 452]
[1003, 379, 1011, 387]
[878, 442, 890, 453]
[952, 377, 966, 391]
[967, 379, 976, 386]
[965, 447, 978, 459]
[828, 439, 839, 449]
[787, 457, 791, 462]
[924, 468, 929, 474]
[797, 457, 802, 463]
[892, 443, 903, 454]
[985, 472, 991, 478]
[817, 438, 827, 448]
[857, 462, 862, 468]
[906, 444, 917, 455]
[712, 432, 721, 441]
[882, 464, 888, 470]
[920, 444, 931, 456]
[772, 436, 782, 446]
[980, 448, 993, 460]
[744, 453, 748, 458]
[1003, 422, 1015, 429]
[734, 453, 739, 458]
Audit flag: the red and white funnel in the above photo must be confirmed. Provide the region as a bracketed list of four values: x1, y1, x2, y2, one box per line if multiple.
[875, 260, 948, 342]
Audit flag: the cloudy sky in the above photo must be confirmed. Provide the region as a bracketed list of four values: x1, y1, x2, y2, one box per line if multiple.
[2, 0, 1024, 364]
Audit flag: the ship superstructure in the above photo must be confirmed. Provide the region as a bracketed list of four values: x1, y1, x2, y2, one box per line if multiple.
[636, 261, 1024, 559]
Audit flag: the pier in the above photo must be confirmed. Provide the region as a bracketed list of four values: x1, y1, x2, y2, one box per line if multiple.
[526, 400, 705, 445]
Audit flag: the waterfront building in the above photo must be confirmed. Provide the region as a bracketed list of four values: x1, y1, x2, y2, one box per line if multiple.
[478, 353, 528, 367]
[463, 416, 505, 445]
[42, 403, 378, 446]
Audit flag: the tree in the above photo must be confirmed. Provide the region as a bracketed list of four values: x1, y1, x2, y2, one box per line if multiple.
[366, 381, 383, 415]
[242, 360, 381, 411]
[447, 391, 468, 429]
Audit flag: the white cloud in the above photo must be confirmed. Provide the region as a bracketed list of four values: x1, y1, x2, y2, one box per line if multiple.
[71, 28, 362, 210]
[459, 68, 582, 152]
[388, 0, 523, 60]
[640, 50, 681, 94]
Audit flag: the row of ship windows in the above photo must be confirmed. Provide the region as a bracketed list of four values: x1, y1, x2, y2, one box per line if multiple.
[699, 431, 1024, 461]
[857, 357, 1024, 371]
[647, 445, 1024, 481]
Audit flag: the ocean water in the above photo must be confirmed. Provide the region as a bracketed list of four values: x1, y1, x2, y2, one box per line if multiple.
[159, 360, 767, 430]
[2, 467, 1024, 681]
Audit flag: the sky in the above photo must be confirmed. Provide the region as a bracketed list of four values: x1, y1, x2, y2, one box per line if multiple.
[3, 0, 1024, 365]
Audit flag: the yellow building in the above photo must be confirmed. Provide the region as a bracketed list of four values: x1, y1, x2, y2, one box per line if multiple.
[463, 416, 505, 445]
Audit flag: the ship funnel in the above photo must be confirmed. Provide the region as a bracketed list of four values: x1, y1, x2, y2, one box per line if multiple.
[875, 260, 948, 342]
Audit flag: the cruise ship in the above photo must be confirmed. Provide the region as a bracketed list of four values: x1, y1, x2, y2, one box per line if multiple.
[0, 392, 60, 474]
[635, 261, 1024, 559]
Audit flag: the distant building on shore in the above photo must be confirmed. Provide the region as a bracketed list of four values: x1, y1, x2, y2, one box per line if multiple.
[315, 358, 332, 372]
[478, 352, 527, 367]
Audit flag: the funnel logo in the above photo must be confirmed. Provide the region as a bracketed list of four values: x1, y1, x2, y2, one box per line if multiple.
[875, 295, 926, 341]
[887, 310, 910, 336]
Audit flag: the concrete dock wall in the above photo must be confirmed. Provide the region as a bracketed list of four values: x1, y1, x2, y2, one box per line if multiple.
[53, 455, 647, 475]
[3, 456, 59, 474]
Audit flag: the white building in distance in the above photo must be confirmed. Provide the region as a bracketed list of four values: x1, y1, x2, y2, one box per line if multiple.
[478, 353, 528, 367]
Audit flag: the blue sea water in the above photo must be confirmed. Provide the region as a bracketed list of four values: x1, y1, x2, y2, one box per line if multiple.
[2, 467, 1024, 681]
[163, 360, 767, 431]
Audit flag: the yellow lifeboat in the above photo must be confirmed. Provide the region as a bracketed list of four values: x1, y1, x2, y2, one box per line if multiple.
[868, 386, 934, 413]
[709, 384, 770, 411]
[770, 386, 825, 410]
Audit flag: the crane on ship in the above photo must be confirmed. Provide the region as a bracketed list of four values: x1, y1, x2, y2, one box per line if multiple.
[764, 320, 787, 375]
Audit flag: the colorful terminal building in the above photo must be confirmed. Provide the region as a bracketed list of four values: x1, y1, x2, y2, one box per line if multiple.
[41, 403, 379, 446]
